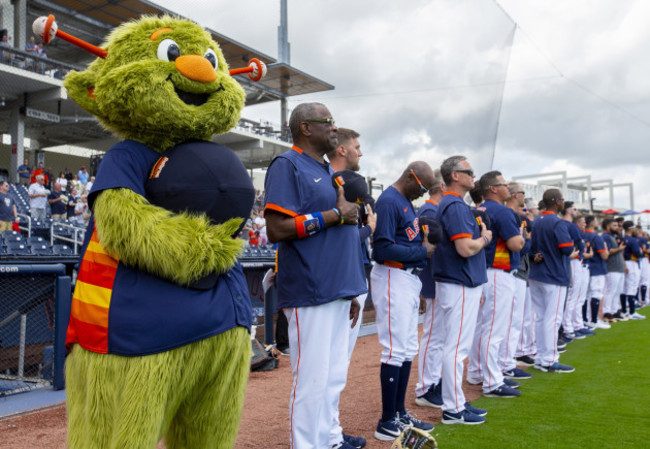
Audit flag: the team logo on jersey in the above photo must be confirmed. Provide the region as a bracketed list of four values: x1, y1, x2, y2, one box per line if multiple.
[313, 177, 322, 183]
[149, 156, 169, 179]
[406, 218, 420, 241]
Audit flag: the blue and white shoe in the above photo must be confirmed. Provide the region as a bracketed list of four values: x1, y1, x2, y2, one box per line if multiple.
[374, 417, 404, 441]
[502, 378, 520, 389]
[535, 362, 575, 373]
[484, 384, 521, 398]
[343, 433, 366, 448]
[464, 402, 487, 417]
[503, 367, 532, 380]
[572, 329, 587, 339]
[415, 383, 442, 408]
[398, 410, 434, 432]
[441, 409, 486, 425]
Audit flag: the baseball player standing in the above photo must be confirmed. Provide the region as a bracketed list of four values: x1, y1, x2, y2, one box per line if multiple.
[433, 156, 492, 425]
[583, 216, 610, 329]
[326, 127, 375, 449]
[622, 222, 646, 320]
[601, 218, 626, 321]
[264, 103, 367, 449]
[467, 171, 525, 398]
[371, 161, 436, 440]
[528, 189, 577, 373]
[414, 168, 446, 408]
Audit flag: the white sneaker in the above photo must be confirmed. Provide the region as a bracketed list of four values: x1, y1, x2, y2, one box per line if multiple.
[584, 321, 596, 329]
[595, 320, 611, 329]
[630, 312, 646, 320]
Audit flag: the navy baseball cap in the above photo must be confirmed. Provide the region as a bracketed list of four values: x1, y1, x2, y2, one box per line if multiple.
[331, 170, 374, 210]
[419, 216, 443, 244]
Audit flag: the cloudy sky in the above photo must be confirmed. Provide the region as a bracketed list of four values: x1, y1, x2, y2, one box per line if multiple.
[156, 0, 650, 212]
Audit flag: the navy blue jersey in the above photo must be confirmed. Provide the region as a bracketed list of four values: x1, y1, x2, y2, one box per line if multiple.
[433, 192, 487, 287]
[623, 235, 643, 262]
[418, 200, 438, 298]
[638, 236, 648, 259]
[482, 199, 521, 271]
[48, 191, 66, 215]
[67, 140, 252, 356]
[372, 186, 427, 268]
[264, 146, 367, 308]
[584, 230, 607, 276]
[529, 211, 574, 286]
[563, 220, 585, 261]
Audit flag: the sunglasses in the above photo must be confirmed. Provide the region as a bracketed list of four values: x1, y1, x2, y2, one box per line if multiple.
[454, 169, 474, 177]
[304, 117, 336, 126]
[410, 169, 429, 195]
[491, 183, 508, 188]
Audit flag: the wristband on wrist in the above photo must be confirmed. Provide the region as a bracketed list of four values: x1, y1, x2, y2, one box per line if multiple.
[482, 235, 489, 247]
[332, 207, 344, 225]
[295, 212, 325, 239]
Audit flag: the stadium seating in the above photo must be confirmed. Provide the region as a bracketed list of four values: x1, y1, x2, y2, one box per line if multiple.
[31, 244, 54, 255]
[2, 231, 25, 244]
[52, 244, 74, 256]
[5, 242, 31, 255]
[28, 236, 47, 246]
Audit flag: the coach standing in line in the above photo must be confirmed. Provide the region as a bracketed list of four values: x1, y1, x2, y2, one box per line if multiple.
[467, 171, 525, 398]
[583, 216, 610, 329]
[264, 103, 367, 449]
[371, 161, 436, 440]
[601, 218, 626, 322]
[434, 156, 491, 425]
[414, 168, 446, 409]
[326, 127, 375, 449]
[528, 189, 577, 373]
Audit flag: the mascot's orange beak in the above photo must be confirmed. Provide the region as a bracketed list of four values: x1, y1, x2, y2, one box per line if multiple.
[174, 55, 217, 83]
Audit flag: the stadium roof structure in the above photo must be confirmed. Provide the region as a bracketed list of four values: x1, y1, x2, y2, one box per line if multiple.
[1, 0, 334, 171]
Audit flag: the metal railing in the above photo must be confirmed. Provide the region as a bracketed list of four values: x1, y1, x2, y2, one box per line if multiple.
[50, 222, 85, 254]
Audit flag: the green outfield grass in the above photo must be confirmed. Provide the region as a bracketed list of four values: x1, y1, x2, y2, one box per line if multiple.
[431, 308, 650, 449]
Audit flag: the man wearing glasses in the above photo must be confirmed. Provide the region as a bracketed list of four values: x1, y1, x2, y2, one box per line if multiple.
[467, 171, 525, 399]
[371, 161, 436, 440]
[528, 189, 577, 373]
[264, 103, 367, 449]
[433, 155, 492, 425]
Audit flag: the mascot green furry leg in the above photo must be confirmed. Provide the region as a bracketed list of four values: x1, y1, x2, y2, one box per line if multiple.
[67, 327, 250, 449]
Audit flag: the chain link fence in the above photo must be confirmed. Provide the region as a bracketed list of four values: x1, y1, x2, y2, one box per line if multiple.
[0, 264, 69, 397]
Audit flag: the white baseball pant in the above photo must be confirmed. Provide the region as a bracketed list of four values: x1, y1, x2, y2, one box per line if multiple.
[371, 264, 421, 367]
[285, 299, 351, 449]
[603, 272, 625, 315]
[563, 259, 583, 334]
[436, 282, 482, 413]
[639, 258, 649, 288]
[624, 261, 640, 296]
[500, 276, 527, 372]
[468, 269, 517, 393]
[515, 285, 536, 358]
[528, 279, 567, 367]
[415, 297, 444, 397]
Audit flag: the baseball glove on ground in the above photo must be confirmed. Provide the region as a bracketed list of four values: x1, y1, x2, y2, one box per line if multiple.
[390, 427, 438, 449]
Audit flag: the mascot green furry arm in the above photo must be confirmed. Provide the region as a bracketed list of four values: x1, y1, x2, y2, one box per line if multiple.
[55, 15, 256, 449]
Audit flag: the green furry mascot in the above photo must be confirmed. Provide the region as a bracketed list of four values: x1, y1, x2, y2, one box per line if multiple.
[54, 15, 255, 449]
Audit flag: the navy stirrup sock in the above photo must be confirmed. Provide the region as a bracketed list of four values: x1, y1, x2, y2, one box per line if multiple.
[380, 363, 400, 422]
[396, 361, 412, 414]
[590, 298, 600, 323]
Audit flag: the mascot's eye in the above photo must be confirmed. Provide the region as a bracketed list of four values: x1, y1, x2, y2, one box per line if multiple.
[157, 39, 181, 62]
[204, 49, 218, 70]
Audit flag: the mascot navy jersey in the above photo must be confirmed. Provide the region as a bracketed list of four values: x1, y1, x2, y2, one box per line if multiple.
[67, 140, 252, 356]
[433, 192, 487, 287]
[264, 146, 367, 308]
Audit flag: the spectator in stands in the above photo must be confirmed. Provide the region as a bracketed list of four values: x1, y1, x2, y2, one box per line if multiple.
[67, 188, 79, 221]
[70, 174, 82, 193]
[73, 194, 89, 226]
[48, 182, 67, 219]
[25, 36, 38, 53]
[0, 180, 19, 231]
[78, 166, 89, 185]
[0, 32, 12, 64]
[64, 168, 73, 182]
[44, 167, 54, 189]
[17, 158, 31, 185]
[86, 176, 95, 194]
[28, 174, 48, 222]
[56, 171, 68, 192]
[30, 162, 48, 185]
[254, 210, 268, 246]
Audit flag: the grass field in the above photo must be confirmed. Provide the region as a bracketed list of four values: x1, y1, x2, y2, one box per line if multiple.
[431, 308, 650, 449]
